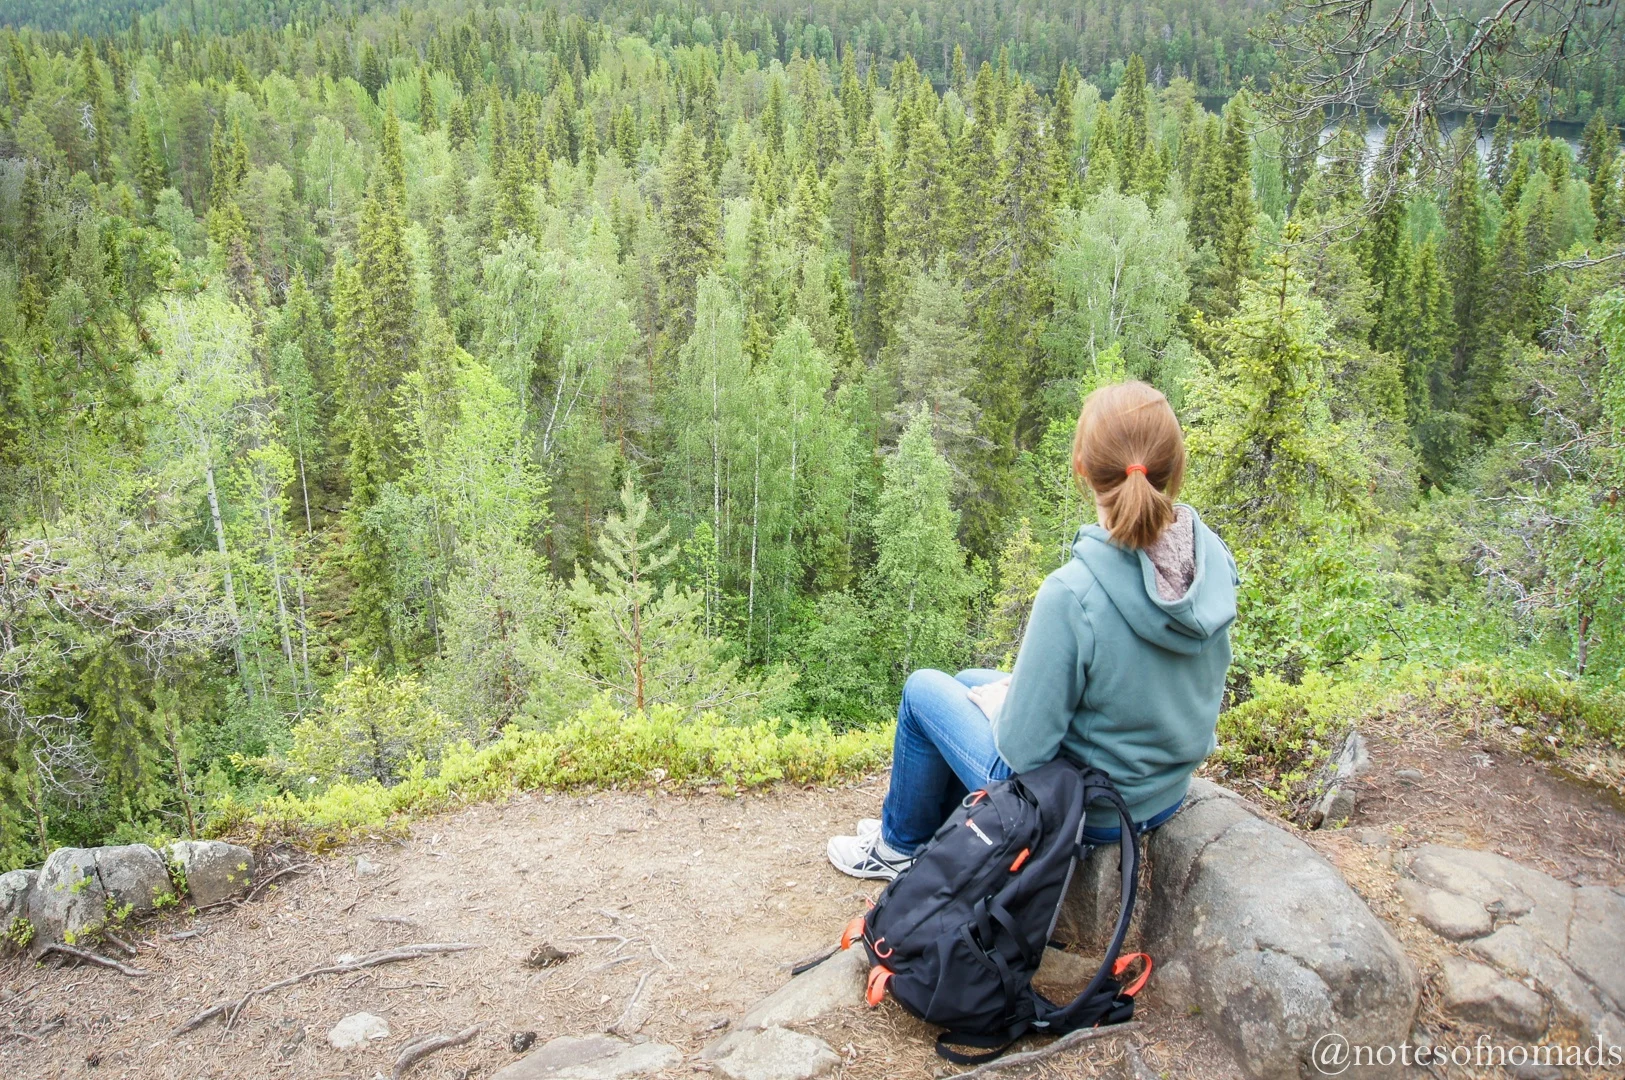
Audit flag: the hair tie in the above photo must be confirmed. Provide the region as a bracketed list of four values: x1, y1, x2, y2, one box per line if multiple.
[1124, 464, 1147, 478]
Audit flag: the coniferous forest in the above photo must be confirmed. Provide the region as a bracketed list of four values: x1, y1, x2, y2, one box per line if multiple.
[0, 0, 1622, 869]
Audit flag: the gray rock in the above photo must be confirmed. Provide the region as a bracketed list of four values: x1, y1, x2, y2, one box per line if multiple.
[327, 1011, 390, 1049]
[1397, 879, 1492, 940]
[164, 840, 255, 907]
[711, 1026, 839, 1080]
[355, 855, 381, 876]
[0, 869, 34, 934]
[1400, 845, 1625, 1047]
[1035, 946, 1098, 989]
[1055, 842, 1124, 950]
[93, 845, 173, 916]
[1436, 957, 1548, 1039]
[1508, 1064, 1564, 1080]
[738, 946, 866, 1031]
[1470, 924, 1625, 1048]
[1138, 780, 1418, 1080]
[1106, 1044, 1159, 1080]
[491, 1035, 681, 1079]
[1567, 886, 1625, 1012]
[1394, 769, 1425, 784]
[1309, 730, 1370, 829]
[1406, 846, 1572, 951]
[25, 847, 106, 944]
[1350, 828, 1393, 849]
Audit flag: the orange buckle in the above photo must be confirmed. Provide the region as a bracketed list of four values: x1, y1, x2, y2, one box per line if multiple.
[1009, 848, 1031, 872]
[840, 915, 866, 951]
[1113, 952, 1153, 998]
[865, 965, 892, 1006]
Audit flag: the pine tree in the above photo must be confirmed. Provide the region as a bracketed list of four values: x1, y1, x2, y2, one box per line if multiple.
[659, 122, 721, 331]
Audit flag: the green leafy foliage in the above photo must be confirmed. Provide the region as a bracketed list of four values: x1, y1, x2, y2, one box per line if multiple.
[0, 3, 1620, 867]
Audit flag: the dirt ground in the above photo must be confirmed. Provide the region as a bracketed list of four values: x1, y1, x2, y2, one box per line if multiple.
[1324, 713, 1625, 887]
[8, 711, 1621, 1080]
[1, 775, 1242, 1080]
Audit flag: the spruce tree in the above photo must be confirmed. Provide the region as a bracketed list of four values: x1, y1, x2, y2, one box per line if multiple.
[853, 119, 892, 357]
[887, 105, 950, 273]
[418, 67, 437, 131]
[1113, 54, 1149, 192]
[1442, 147, 1488, 395]
[1208, 98, 1257, 316]
[659, 122, 721, 332]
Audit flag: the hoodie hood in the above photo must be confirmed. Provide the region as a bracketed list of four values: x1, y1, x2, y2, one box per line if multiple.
[1071, 505, 1238, 656]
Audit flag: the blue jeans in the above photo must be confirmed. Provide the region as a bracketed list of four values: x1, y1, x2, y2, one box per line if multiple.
[880, 669, 1183, 855]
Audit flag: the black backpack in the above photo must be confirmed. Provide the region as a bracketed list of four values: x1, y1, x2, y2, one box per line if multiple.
[837, 759, 1151, 1063]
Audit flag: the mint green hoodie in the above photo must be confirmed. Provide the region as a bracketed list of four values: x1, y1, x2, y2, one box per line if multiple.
[992, 507, 1238, 827]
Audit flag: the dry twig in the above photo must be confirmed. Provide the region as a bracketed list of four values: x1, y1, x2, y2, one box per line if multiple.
[608, 969, 656, 1035]
[247, 862, 313, 901]
[948, 1023, 1143, 1079]
[392, 1023, 482, 1079]
[174, 942, 478, 1034]
[40, 942, 150, 977]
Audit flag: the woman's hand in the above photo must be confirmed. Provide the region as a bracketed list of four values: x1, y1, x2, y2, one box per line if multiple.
[966, 676, 1012, 721]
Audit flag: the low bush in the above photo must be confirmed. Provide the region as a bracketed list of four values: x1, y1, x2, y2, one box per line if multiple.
[218, 697, 893, 848]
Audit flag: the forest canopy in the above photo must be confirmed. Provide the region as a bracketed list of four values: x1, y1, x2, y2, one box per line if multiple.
[0, 0, 1621, 867]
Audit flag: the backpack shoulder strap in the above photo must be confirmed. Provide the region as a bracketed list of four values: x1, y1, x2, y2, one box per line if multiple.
[1033, 773, 1142, 1034]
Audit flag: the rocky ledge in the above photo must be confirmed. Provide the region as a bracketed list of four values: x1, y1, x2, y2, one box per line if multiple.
[1399, 843, 1625, 1049]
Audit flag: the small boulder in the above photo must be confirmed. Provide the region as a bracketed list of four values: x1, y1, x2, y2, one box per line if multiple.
[1436, 956, 1548, 1039]
[1397, 879, 1492, 940]
[328, 1011, 390, 1050]
[737, 947, 866, 1031]
[93, 845, 173, 917]
[491, 1034, 680, 1079]
[25, 848, 106, 944]
[164, 840, 255, 907]
[711, 1026, 839, 1080]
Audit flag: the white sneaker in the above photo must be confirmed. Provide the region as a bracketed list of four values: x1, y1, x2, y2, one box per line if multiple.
[827, 831, 914, 880]
[857, 818, 881, 839]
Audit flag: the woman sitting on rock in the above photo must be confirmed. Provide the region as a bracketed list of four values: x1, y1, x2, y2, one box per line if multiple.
[828, 380, 1238, 879]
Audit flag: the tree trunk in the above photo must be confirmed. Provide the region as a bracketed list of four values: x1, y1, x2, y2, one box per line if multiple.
[204, 452, 252, 696]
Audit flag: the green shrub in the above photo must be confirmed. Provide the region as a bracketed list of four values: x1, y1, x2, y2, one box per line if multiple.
[230, 697, 893, 847]
[1211, 669, 1374, 806]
